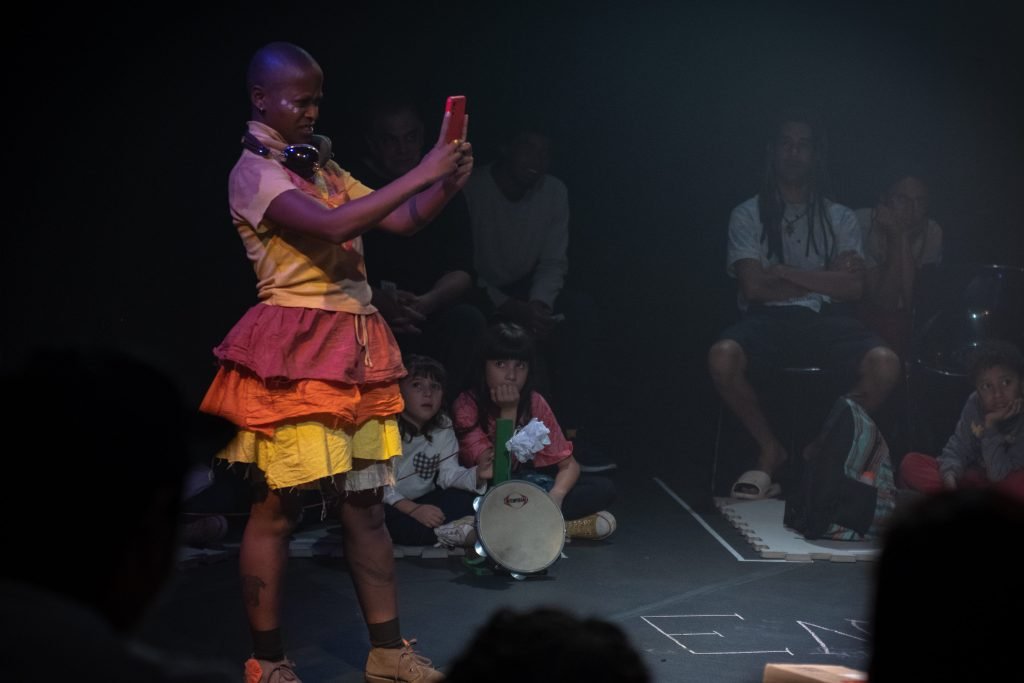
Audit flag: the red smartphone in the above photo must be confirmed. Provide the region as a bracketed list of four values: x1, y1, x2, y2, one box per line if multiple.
[444, 95, 467, 143]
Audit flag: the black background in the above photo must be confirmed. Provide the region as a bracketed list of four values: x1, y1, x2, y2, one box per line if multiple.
[9, 0, 1023, 418]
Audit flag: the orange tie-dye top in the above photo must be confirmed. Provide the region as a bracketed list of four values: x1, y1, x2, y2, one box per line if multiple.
[228, 121, 378, 313]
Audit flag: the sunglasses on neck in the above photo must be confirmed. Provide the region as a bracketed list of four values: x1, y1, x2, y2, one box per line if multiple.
[242, 131, 322, 180]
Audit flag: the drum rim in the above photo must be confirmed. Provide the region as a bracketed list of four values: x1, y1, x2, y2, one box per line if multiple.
[474, 479, 565, 574]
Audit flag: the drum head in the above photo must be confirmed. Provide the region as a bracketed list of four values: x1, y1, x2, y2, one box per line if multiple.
[475, 480, 565, 574]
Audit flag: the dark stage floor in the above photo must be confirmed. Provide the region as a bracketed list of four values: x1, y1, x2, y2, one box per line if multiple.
[140, 391, 878, 683]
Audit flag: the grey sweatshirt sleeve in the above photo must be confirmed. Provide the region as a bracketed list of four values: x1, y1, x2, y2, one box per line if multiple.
[979, 413, 1024, 482]
[937, 393, 984, 481]
[937, 393, 1024, 482]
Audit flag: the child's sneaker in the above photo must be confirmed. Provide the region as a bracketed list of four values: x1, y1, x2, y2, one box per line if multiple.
[244, 656, 301, 683]
[434, 515, 477, 548]
[565, 510, 616, 540]
[365, 639, 444, 683]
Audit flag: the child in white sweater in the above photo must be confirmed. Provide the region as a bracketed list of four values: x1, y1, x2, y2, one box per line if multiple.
[383, 355, 493, 546]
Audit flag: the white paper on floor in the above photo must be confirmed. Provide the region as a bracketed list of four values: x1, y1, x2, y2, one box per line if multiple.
[176, 544, 236, 568]
[713, 497, 880, 562]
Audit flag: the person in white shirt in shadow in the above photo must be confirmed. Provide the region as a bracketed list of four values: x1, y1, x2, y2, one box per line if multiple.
[463, 122, 616, 473]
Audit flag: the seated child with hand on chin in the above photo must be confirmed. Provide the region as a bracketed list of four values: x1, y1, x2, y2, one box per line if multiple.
[453, 321, 617, 540]
[900, 339, 1024, 501]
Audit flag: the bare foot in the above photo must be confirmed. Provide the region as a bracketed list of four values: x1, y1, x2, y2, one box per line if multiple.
[756, 440, 788, 477]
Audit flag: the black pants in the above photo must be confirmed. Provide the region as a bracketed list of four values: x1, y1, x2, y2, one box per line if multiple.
[384, 487, 478, 546]
[515, 465, 617, 521]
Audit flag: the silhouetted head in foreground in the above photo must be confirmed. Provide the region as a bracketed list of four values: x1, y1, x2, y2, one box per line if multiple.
[1, 345, 201, 632]
[869, 488, 1024, 682]
[444, 606, 650, 683]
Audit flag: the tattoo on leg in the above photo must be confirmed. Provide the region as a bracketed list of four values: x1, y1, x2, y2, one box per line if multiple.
[242, 575, 267, 607]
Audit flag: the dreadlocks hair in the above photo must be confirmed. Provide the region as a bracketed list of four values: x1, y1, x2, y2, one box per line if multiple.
[758, 107, 837, 266]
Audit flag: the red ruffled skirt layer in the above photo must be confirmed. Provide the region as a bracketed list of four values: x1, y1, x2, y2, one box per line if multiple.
[211, 302, 404, 385]
[200, 304, 407, 489]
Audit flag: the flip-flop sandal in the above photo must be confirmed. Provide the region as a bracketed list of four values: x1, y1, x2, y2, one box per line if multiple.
[731, 469, 782, 500]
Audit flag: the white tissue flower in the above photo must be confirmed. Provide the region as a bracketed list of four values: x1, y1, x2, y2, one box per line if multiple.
[506, 418, 551, 463]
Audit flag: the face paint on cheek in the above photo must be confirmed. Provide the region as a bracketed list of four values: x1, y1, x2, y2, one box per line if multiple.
[279, 99, 301, 113]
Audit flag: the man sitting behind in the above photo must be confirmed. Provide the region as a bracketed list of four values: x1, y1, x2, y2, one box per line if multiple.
[708, 107, 901, 499]
[347, 94, 485, 394]
[462, 121, 616, 472]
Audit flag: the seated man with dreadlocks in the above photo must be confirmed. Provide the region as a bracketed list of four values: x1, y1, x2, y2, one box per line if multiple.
[708, 107, 902, 499]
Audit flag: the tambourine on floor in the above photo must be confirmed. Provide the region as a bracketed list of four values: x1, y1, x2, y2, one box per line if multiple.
[466, 479, 566, 580]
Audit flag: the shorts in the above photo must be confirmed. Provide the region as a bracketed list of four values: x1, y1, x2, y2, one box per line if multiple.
[719, 303, 888, 384]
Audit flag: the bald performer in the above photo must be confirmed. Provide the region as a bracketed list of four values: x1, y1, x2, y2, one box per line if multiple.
[200, 41, 471, 683]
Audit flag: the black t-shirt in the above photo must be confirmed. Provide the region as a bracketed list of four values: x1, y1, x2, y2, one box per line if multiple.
[346, 157, 476, 296]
